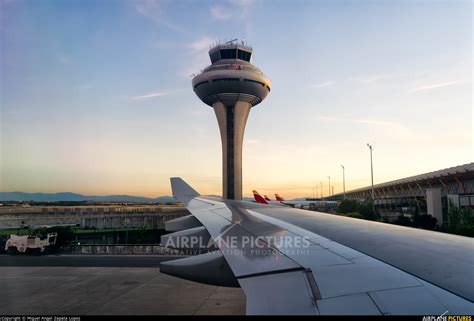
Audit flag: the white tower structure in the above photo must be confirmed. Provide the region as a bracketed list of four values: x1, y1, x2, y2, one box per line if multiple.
[192, 40, 271, 200]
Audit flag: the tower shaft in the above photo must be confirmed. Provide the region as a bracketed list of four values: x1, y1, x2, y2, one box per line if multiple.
[213, 101, 251, 200]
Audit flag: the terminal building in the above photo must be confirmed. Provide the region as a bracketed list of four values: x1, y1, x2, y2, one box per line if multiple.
[333, 163, 474, 224]
[0, 205, 188, 230]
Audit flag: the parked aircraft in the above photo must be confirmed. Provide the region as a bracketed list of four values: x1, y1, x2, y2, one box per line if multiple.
[252, 190, 287, 206]
[276, 193, 338, 210]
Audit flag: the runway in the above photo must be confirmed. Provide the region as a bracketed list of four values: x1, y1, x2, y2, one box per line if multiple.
[0, 255, 245, 315]
[0, 254, 184, 267]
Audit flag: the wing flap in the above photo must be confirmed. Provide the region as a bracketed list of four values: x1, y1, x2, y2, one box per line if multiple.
[160, 250, 239, 287]
[239, 270, 318, 315]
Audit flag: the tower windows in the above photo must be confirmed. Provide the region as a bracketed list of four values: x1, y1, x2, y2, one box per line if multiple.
[220, 49, 237, 59]
[243, 79, 265, 87]
[237, 50, 251, 62]
[210, 51, 221, 63]
[194, 81, 208, 89]
[212, 78, 240, 82]
[209, 48, 252, 63]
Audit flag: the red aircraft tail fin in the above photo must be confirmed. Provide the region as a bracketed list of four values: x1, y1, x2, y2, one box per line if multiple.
[275, 194, 285, 201]
[253, 190, 269, 204]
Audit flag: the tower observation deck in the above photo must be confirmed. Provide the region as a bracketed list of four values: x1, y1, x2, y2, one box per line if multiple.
[192, 40, 271, 200]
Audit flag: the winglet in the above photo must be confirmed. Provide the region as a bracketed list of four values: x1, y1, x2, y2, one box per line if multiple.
[253, 190, 269, 204]
[170, 177, 200, 206]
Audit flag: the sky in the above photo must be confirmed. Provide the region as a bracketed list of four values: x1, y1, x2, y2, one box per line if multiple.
[0, 0, 472, 198]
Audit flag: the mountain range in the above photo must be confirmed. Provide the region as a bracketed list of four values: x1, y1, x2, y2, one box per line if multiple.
[0, 192, 176, 203]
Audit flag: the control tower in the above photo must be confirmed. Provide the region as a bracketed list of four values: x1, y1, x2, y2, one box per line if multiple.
[192, 40, 271, 200]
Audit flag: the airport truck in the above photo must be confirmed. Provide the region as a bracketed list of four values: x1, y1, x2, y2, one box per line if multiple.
[5, 232, 57, 255]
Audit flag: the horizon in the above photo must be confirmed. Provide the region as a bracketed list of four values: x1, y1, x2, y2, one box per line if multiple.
[0, 190, 299, 199]
[2, 161, 471, 199]
[1, 0, 472, 199]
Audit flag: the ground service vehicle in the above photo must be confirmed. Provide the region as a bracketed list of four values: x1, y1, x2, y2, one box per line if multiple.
[5, 232, 57, 254]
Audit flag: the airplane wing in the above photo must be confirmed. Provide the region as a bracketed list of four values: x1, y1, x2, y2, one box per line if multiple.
[160, 178, 474, 315]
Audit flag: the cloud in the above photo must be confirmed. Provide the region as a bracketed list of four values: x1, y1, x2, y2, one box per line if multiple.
[318, 116, 410, 137]
[130, 91, 168, 100]
[351, 71, 429, 85]
[409, 81, 461, 93]
[179, 36, 217, 77]
[246, 139, 260, 145]
[210, 5, 233, 20]
[135, 0, 162, 19]
[309, 81, 335, 89]
[134, 0, 186, 33]
[353, 75, 391, 84]
[229, 0, 256, 6]
[210, 0, 256, 21]
[189, 36, 216, 52]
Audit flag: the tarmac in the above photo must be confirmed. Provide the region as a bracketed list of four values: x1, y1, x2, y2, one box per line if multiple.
[0, 255, 246, 315]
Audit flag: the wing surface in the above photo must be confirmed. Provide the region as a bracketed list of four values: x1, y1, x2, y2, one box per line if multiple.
[162, 178, 474, 315]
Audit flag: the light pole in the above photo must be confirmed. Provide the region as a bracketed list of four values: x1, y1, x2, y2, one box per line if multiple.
[327, 176, 331, 197]
[367, 143, 374, 201]
[341, 164, 346, 200]
[125, 219, 129, 245]
[312, 187, 315, 198]
[315, 185, 318, 199]
[320, 181, 323, 198]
